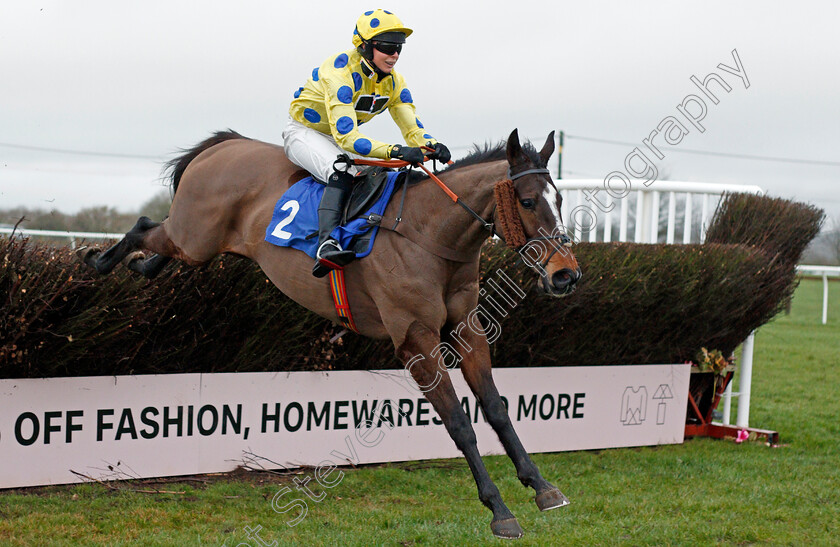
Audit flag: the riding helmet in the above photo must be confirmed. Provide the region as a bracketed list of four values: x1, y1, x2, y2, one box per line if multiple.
[352, 9, 412, 53]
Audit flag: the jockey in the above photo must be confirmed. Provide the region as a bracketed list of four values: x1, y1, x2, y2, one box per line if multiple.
[283, 9, 451, 277]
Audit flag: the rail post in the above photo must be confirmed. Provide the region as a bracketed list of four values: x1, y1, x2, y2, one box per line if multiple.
[736, 331, 756, 428]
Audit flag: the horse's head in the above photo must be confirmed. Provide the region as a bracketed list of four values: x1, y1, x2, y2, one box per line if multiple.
[500, 129, 581, 297]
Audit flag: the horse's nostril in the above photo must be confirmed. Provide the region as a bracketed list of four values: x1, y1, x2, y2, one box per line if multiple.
[551, 268, 578, 290]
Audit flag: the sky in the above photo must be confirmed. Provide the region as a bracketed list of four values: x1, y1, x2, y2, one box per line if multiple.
[2, 1, 839, 228]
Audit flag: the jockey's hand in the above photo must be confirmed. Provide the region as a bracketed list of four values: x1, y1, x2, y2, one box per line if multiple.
[427, 143, 451, 164]
[390, 144, 425, 164]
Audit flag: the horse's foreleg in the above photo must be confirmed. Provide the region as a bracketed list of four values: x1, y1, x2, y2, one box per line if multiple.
[452, 323, 570, 512]
[397, 321, 523, 539]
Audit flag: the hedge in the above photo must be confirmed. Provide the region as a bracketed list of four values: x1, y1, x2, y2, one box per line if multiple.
[0, 193, 823, 378]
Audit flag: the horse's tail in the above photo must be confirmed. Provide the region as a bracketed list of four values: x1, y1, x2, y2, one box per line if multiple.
[164, 129, 250, 195]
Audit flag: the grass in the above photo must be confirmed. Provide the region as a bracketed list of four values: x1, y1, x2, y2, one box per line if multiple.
[1, 278, 838, 546]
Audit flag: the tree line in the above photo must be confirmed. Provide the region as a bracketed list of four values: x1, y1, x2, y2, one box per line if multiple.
[0, 191, 171, 234]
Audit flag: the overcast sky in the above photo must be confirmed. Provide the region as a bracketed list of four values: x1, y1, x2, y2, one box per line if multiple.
[2, 1, 839, 227]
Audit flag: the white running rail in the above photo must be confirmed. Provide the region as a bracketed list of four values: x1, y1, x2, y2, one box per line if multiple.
[0, 227, 123, 249]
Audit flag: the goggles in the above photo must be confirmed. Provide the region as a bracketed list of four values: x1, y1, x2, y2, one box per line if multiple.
[372, 41, 402, 56]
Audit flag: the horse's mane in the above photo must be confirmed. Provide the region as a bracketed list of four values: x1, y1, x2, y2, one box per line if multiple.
[408, 139, 544, 183]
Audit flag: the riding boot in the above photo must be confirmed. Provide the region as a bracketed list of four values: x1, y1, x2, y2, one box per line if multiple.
[312, 170, 357, 278]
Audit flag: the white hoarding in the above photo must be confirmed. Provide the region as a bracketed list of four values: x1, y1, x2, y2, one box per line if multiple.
[0, 365, 689, 489]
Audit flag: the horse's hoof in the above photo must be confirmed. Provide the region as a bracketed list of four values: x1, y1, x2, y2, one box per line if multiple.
[124, 251, 145, 265]
[535, 488, 570, 511]
[490, 517, 524, 539]
[76, 246, 101, 265]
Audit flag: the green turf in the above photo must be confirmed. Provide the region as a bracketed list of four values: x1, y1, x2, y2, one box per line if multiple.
[1, 278, 838, 546]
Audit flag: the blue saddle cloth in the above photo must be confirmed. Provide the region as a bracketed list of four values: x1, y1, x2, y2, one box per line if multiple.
[265, 171, 402, 259]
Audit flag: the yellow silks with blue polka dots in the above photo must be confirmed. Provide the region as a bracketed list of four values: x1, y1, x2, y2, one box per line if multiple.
[289, 49, 437, 159]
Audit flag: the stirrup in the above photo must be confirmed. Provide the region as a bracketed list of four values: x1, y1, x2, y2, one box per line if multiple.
[312, 240, 355, 278]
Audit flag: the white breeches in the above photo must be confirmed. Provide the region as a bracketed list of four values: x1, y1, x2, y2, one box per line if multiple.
[282, 119, 362, 183]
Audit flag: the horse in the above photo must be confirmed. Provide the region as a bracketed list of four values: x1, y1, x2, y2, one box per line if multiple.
[79, 128, 581, 539]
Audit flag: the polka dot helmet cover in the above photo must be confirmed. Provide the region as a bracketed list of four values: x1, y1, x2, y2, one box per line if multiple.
[352, 9, 413, 47]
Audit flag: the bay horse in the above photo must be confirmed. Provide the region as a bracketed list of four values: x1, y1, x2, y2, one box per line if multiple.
[79, 128, 581, 539]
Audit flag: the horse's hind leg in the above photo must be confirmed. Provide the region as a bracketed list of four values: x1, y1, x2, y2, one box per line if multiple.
[453, 323, 570, 512]
[126, 253, 172, 279]
[79, 216, 161, 275]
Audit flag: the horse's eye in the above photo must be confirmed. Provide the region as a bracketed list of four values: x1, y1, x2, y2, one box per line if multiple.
[519, 198, 536, 210]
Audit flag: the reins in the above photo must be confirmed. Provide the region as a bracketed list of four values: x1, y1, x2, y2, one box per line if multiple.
[342, 155, 498, 234]
[337, 153, 573, 264]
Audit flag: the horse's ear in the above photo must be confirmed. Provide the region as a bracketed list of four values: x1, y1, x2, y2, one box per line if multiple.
[506, 128, 525, 166]
[539, 131, 556, 166]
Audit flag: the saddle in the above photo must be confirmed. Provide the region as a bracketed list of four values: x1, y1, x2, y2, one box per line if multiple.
[337, 166, 403, 254]
[343, 166, 392, 225]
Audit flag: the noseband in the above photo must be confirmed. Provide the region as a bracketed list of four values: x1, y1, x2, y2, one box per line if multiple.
[490, 168, 574, 273]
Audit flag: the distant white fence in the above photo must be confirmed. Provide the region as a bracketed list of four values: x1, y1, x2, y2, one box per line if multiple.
[796, 265, 840, 325]
[555, 179, 764, 244]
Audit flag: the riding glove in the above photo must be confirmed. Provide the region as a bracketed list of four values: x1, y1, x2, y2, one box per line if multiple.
[390, 144, 426, 164]
[427, 142, 451, 164]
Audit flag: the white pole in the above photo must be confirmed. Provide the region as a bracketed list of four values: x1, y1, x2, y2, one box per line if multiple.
[823, 274, 829, 325]
[736, 332, 755, 428]
[683, 193, 693, 244]
[666, 191, 676, 244]
[603, 209, 612, 243]
[721, 379, 733, 425]
[635, 191, 646, 243]
[619, 196, 628, 242]
[650, 191, 660, 243]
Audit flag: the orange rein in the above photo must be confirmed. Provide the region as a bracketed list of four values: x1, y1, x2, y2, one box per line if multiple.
[350, 150, 459, 203]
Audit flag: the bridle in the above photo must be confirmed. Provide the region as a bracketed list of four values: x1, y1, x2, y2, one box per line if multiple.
[497, 166, 575, 274]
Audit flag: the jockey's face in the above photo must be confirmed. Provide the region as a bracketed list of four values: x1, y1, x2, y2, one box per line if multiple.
[371, 45, 399, 74]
